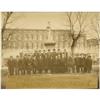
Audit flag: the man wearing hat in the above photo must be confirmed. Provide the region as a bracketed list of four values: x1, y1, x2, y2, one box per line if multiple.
[7, 56, 15, 75]
[14, 55, 20, 75]
[86, 55, 92, 73]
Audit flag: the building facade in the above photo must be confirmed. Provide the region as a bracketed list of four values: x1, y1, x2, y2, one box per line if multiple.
[86, 38, 99, 61]
[3, 28, 86, 57]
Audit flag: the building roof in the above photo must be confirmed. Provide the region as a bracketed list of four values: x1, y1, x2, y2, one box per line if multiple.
[5, 28, 70, 31]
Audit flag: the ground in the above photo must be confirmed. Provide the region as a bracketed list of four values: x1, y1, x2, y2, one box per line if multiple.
[3, 73, 99, 89]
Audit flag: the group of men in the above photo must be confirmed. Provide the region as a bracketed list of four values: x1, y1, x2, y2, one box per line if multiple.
[7, 49, 93, 75]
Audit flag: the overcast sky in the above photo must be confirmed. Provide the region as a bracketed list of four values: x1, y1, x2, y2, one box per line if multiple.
[5, 12, 99, 39]
[6, 12, 67, 29]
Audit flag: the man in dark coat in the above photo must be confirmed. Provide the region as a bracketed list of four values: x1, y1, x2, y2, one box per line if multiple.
[63, 49, 68, 72]
[51, 49, 57, 73]
[14, 55, 20, 75]
[26, 55, 32, 75]
[80, 54, 86, 73]
[42, 50, 48, 73]
[82, 54, 87, 73]
[49, 55, 54, 73]
[18, 55, 24, 75]
[77, 54, 82, 73]
[60, 53, 66, 73]
[67, 55, 75, 73]
[22, 54, 28, 75]
[74, 54, 79, 73]
[86, 55, 92, 73]
[38, 55, 44, 73]
[46, 49, 52, 73]
[30, 55, 36, 74]
[7, 56, 15, 75]
[54, 55, 58, 73]
[52, 49, 57, 58]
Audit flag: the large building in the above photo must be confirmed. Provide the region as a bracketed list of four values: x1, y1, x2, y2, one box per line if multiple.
[86, 38, 99, 61]
[3, 27, 86, 58]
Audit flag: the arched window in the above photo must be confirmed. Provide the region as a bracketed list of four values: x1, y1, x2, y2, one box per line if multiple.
[41, 43, 43, 49]
[20, 42, 24, 49]
[32, 43, 34, 49]
[37, 42, 38, 49]
[26, 42, 29, 49]
[31, 34, 34, 40]
[26, 34, 29, 40]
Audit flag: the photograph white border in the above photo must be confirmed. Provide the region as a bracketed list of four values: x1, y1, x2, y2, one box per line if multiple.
[0, 0, 100, 100]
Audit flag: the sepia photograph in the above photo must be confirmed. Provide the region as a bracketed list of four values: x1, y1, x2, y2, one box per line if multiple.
[1, 12, 100, 89]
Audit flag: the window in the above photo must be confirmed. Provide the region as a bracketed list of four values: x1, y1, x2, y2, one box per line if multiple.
[37, 33, 38, 40]
[26, 42, 29, 49]
[34, 43, 36, 49]
[37, 42, 38, 49]
[31, 34, 34, 40]
[32, 43, 34, 49]
[40, 34, 42, 40]
[24, 34, 27, 40]
[13, 42, 16, 49]
[41, 43, 43, 49]
[26, 34, 29, 40]
[21, 42, 24, 49]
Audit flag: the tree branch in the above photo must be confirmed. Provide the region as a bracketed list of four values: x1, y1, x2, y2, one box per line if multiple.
[2, 12, 13, 48]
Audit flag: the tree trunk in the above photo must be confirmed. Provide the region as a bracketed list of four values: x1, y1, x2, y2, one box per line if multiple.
[71, 39, 77, 57]
[71, 46, 75, 57]
[1, 12, 13, 48]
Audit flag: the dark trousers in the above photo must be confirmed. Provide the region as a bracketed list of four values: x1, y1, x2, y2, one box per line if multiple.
[32, 67, 36, 74]
[8, 67, 14, 75]
[18, 68, 25, 75]
[14, 68, 19, 75]
[76, 66, 80, 73]
[27, 68, 31, 74]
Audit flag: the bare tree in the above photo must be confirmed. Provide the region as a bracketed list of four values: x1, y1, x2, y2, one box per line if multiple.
[90, 13, 100, 78]
[65, 12, 88, 56]
[1, 12, 13, 48]
[2, 12, 13, 33]
[91, 13, 100, 40]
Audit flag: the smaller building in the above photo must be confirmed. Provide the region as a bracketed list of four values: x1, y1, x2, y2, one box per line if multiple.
[86, 38, 99, 61]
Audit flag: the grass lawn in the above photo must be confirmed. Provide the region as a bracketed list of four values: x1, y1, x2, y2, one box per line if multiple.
[3, 73, 99, 89]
